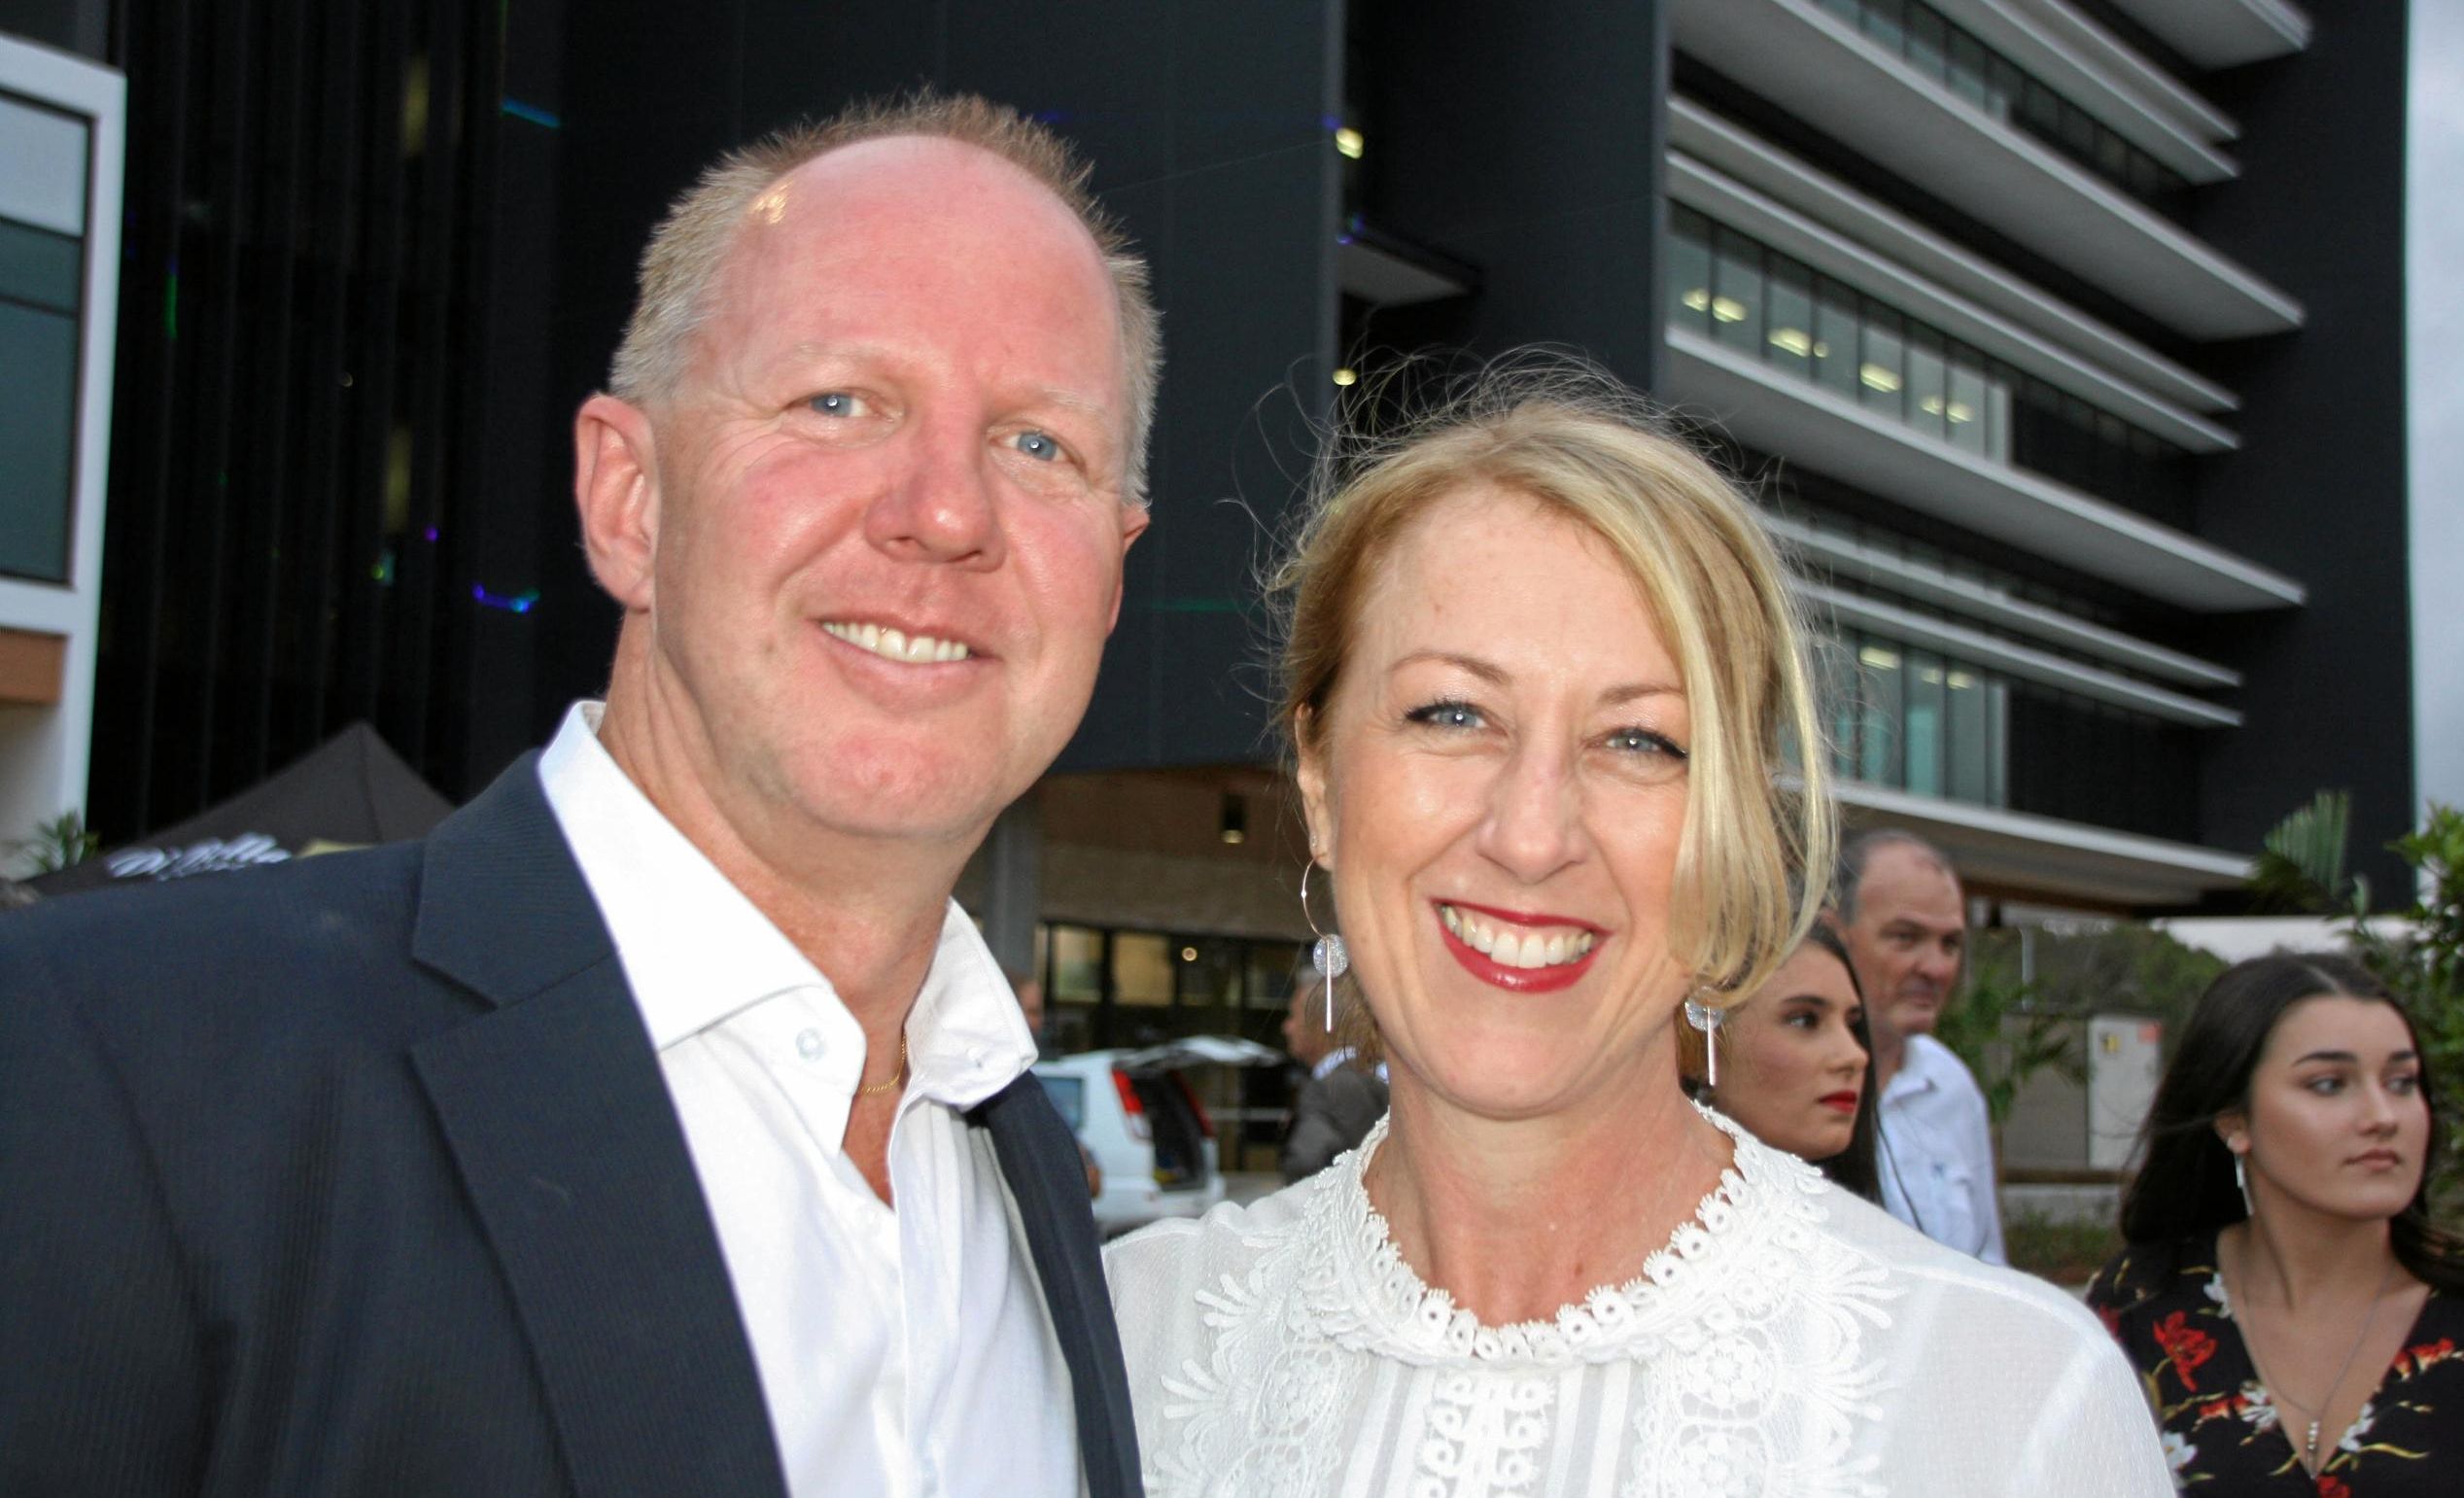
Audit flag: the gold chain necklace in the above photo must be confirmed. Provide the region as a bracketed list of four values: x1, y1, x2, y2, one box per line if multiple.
[855, 1033, 910, 1097]
[2226, 1232, 2396, 1475]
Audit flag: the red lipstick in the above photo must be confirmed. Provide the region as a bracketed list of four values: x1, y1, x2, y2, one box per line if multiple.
[1435, 901, 1605, 994]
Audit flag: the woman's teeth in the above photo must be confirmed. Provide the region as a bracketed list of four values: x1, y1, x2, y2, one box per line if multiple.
[822, 621, 971, 664]
[1439, 903, 1597, 969]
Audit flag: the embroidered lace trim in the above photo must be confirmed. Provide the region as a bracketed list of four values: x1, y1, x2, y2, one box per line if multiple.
[1303, 1105, 1833, 1368]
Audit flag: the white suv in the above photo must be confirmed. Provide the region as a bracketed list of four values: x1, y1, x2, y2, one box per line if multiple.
[1031, 1037, 1281, 1237]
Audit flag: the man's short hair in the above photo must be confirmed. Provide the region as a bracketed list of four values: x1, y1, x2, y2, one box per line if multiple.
[1836, 828, 1957, 924]
[608, 91, 1163, 503]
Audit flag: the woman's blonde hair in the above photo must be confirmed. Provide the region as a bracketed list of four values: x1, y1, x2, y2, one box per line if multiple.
[1270, 358, 1834, 1003]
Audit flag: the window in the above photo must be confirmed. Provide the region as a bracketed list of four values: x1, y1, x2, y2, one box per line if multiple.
[1112, 932, 1175, 1007]
[0, 95, 90, 584]
[1813, 277, 1860, 401]
[1822, 630, 2009, 812]
[1711, 225, 1765, 352]
[1766, 259, 1816, 378]
[1904, 650, 1946, 796]
[1858, 307, 1906, 423]
[1050, 924, 1105, 1005]
[1667, 205, 1712, 337]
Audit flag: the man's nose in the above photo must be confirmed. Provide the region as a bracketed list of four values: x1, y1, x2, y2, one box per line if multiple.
[865, 418, 1006, 568]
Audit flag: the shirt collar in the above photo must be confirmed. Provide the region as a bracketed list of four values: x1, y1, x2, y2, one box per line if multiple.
[538, 703, 1036, 1106]
[1312, 1046, 1359, 1082]
[1883, 1032, 1950, 1105]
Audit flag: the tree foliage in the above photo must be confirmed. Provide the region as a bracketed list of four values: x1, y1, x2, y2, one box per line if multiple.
[8, 811, 97, 879]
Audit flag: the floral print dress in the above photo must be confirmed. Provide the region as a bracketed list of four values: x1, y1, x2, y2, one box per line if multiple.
[2088, 1232, 2462, 1495]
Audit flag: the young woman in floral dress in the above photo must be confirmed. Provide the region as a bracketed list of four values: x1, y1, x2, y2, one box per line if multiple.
[2089, 954, 2464, 1494]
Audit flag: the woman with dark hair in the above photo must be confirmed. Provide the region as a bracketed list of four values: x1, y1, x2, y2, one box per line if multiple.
[2088, 953, 2464, 1494]
[1678, 923, 1881, 1201]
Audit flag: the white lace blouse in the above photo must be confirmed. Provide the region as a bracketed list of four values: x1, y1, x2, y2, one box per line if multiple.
[1104, 1111, 2172, 1497]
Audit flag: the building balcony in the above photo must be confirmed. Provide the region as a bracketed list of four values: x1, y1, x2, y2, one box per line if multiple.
[1831, 776, 2251, 908]
[1668, 0, 2302, 337]
[1663, 325, 2304, 610]
[2097, 0, 2309, 70]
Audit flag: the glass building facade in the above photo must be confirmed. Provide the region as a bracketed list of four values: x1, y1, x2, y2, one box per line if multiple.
[0, 90, 89, 584]
[1666, 204, 2193, 527]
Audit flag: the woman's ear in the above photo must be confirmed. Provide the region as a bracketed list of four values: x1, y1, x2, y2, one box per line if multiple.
[2213, 1113, 2249, 1154]
[1295, 706, 1334, 868]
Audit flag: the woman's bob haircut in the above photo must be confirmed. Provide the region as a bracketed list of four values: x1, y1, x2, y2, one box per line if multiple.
[1268, 356, 1835, 1003]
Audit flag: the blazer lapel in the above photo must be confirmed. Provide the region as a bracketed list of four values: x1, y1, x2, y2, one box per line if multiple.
[407, 760, 789, 1498]
[973, 1078, 1143, 1498]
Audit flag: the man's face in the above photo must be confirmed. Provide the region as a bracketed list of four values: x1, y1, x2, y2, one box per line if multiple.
[625, 137, 1146, 857]
[1839, 845, 1965, 1046]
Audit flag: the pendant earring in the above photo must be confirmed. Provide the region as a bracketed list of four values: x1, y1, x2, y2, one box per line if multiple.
[1301, 861, 1347, 1031]
[2233, 1149, 2253, 1217]
[1683, 995, 1724, 1088]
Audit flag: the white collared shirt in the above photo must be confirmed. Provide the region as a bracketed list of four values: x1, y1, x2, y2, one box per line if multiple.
[1877, 1032, 2009, 1265]
[538, 703, 1078, 1498]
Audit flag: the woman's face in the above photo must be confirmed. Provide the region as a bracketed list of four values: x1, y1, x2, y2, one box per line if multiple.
[1297, 484, 1694, 1122]
[1713, 943, 1867, 1162]
[2228, 994, 2429, 1225]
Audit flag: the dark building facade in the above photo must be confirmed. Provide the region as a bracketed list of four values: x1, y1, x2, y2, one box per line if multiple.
[3, 1, 2413, 1048]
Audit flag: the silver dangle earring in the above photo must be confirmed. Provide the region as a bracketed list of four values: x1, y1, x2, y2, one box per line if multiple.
[1683, 995, 1724, 1088]
[2233, 1148, 2253, 1217]
[1301, 861, 1347, 1030]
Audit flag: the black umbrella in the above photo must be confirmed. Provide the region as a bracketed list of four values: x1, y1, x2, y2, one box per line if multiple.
[27, 722, 455, 896]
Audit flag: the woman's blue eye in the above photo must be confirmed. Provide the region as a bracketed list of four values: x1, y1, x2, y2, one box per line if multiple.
[1013, 430, 1061, 462]
[1406, 700, 1482, 731]
[810, 392, 865, 418]
[2306, 1075, 2344, 1095]
[1607, 728, 1685, 758]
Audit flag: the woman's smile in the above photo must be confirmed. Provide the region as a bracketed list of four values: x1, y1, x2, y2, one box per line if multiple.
[1434, 900, 1606, 993]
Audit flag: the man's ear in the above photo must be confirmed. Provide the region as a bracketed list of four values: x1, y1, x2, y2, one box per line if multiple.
[1295, 707, 1334, 869]
[573, 394, 662, 611]
[1103, 503, 1151, 634]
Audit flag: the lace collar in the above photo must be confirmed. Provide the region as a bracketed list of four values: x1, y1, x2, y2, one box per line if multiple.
[1295, 1103, 1832, 1368]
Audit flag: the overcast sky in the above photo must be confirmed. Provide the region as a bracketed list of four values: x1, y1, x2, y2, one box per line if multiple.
[2411, 0, 2464, 819]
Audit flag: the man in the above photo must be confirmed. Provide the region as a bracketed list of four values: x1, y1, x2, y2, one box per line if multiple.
[0, 95, 1154, 1497]
[1279, 971, 1388, 1183]
[1835, 829, 2008, 1265]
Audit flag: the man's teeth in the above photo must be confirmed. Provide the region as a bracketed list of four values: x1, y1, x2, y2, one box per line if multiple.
[822, 621, 971, 664]
[1439, 904, 1597, 969]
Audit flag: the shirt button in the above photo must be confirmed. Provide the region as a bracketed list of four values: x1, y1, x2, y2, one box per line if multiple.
[966, 1045, 989, 1069]
[796, 1029, 825, 1061]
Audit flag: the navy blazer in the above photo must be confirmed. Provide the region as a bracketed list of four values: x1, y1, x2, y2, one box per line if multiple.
[0, 757, 1140, 1498]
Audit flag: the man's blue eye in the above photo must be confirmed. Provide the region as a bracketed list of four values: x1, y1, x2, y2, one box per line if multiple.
[1014, 431, 1060, 462]
[810, 392, 864, 418]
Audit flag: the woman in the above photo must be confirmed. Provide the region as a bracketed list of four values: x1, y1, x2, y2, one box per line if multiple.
[2088, 954, 2464, 1494]
[1105, 366, 2169, 1496]
[1679, 923, 1880, 1200]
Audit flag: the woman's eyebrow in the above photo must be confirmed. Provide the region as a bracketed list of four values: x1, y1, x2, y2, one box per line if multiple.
[1392, 651, 1509, 685]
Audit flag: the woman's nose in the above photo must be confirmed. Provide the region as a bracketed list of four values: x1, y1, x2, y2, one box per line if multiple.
[1476, 744, 1583, 884]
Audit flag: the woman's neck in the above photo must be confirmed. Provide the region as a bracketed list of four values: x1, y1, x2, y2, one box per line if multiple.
[1362, 1067, 1731, 1327]
[2224, 1202, 2403, 1314]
